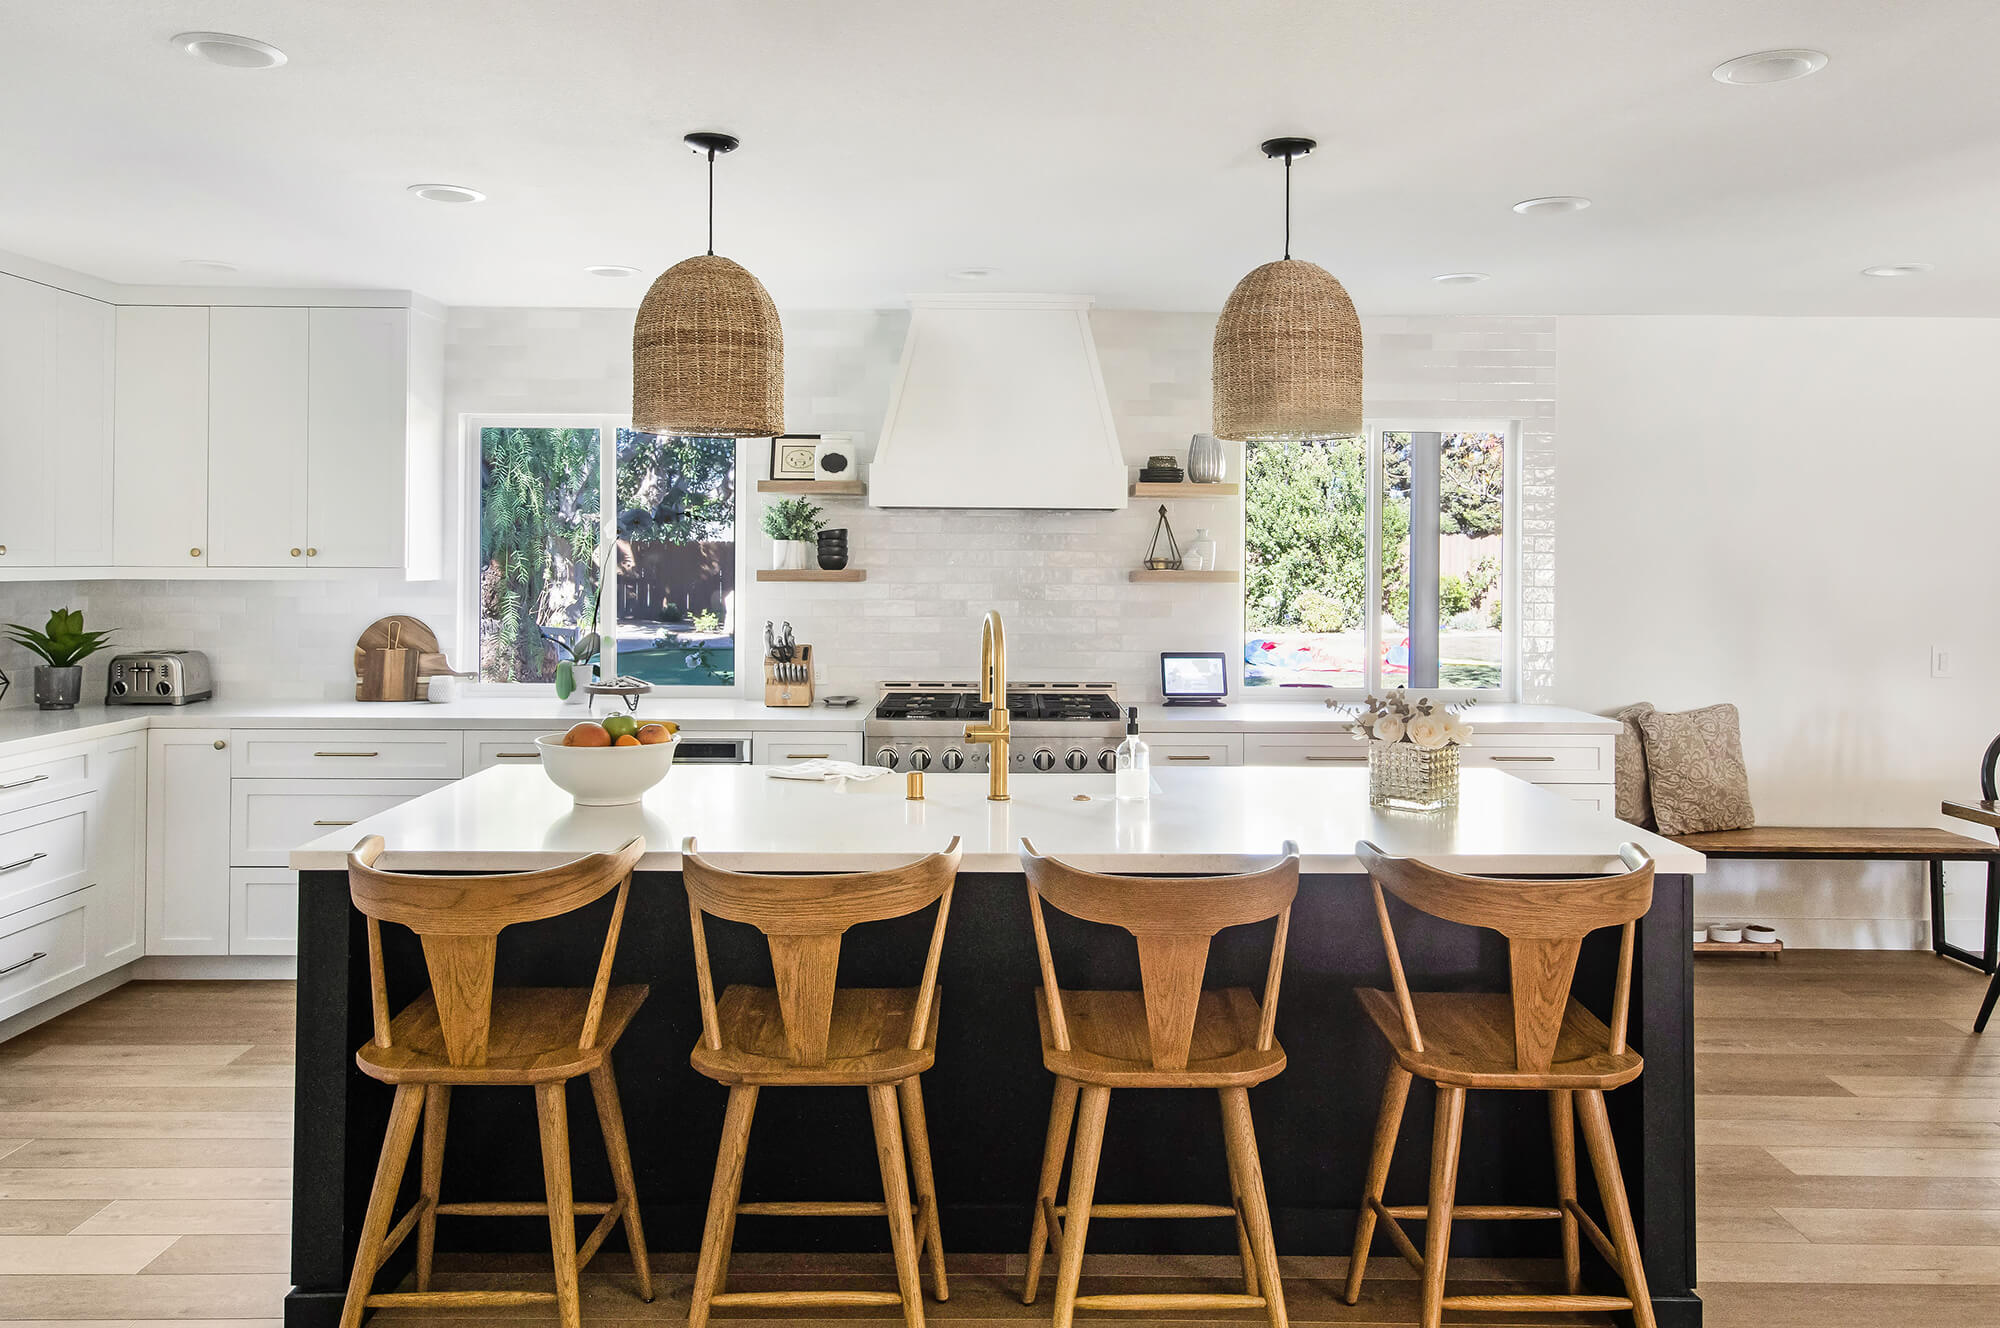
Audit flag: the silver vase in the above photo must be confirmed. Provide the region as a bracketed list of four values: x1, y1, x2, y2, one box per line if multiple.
[1187, 433, 1225, 484]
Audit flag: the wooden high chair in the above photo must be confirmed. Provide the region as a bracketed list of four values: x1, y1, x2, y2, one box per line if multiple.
[339, 835, 652, 1328]
[1345, 840, 1657, 1328]
[679, 835, 963, 1328]
[1018, 839, 1300, 1328]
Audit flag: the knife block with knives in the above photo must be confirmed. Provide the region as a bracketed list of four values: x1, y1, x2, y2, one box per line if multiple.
[764, 644, 814, 707]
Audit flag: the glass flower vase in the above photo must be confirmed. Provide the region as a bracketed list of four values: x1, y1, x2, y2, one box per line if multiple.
[1368, 740, 1460, 811]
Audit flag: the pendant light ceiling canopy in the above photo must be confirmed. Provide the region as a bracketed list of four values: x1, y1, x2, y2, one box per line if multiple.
[632, 131, 785, 438]
[1212, 136, 1363, 442]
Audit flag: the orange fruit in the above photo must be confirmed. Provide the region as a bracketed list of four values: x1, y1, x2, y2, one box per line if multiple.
[565, 722, 611, 748]
[612, 734, 641, 747]
[636, 723, 672, 745]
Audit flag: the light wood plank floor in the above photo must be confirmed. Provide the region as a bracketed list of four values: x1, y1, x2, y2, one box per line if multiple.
[2, 957, 1996, 1325]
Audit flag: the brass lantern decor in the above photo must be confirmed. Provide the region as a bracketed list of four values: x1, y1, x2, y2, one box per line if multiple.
[632, 132, 784, 438]
[1212, 137, 1363, 441]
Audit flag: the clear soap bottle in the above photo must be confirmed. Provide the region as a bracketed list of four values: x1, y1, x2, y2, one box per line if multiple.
[1114, 705, 1150, 800]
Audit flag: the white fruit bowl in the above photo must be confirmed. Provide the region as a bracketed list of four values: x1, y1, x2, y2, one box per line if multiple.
[535, 732, 679, 806]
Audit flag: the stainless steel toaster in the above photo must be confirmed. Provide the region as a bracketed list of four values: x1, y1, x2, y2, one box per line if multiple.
[106, 651, 213, 705]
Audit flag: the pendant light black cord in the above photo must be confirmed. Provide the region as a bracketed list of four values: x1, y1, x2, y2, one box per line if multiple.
[1282, 150, 1293, 260]
[706, 149, 716, 257]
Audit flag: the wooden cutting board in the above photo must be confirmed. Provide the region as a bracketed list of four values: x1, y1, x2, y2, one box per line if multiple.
[352, 616, 450, 681]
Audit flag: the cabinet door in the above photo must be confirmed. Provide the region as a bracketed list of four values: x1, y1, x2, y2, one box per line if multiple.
[54, 290, 115, 566]
[115, 306, 211, 567]
[0, 273, 56, 566]
[208, 307, 308, 567]
[229, 869, 298, 956]
[145, 729, 232, 954]
[91, 732, 145, 969]
[307, 307, 408, 568]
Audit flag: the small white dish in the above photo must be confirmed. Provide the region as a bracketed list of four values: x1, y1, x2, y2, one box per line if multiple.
[1692, 927, 1709, 944]
[1743, 925, 1779, 944]
[535, 732, 679, 806]
[1707, 924, 1744, 944]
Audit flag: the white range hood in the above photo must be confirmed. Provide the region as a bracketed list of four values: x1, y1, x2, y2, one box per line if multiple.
[868, 294, 1127, 510]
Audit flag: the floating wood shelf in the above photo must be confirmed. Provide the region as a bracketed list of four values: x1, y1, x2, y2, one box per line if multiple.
[1128, 569, 1239, 583]
[1694, 939, 1784, 956]
[1131, 482, 1239, 498]
[756, 480, 866, 495]
[755, 568, 868, 582]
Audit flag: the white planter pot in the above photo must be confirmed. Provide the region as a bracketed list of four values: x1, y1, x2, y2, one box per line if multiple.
[772, 539, 813, 570]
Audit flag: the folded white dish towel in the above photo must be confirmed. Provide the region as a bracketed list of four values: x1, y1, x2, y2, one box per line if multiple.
[767, 759, 891, 784]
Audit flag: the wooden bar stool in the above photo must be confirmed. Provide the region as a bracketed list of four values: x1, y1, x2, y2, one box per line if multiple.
[1345, 841, 1657, 1328]
[680, 835, 962, 1328]
[1018, 839, 1300, 1328]
[338, 835, 653, 1328]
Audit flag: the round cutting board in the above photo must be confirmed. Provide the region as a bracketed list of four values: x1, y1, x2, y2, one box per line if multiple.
[352, 615, 445, 679]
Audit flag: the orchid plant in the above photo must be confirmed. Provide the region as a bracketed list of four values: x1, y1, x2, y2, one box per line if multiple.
[1344, 690, 1474, 750]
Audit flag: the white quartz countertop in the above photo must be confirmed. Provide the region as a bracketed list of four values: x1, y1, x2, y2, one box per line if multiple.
[1133, 701, 1618, 733]
[291, 764, 1701, 876]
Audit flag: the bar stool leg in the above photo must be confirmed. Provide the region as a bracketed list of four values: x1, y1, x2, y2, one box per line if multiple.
[1220, 1086, 1288, 1328]
[898, 1075, 949, 1301]
[1549, 1088, 1580, 1294]
[1419, 1084, 1466, 1328]
[415, 1085, 450, 1291]
[1023, 1075, 1079, 1304]
[867, 1083, 927, 1328]
[1577, 1089, 1657, 1328]
[1051, 1084, 1111, 1328]
[339, 1083, 425, 1328]
[588, 1062, 653, 1302]
[1219, 1096, 1259, 1299]
[1343, 1063, 1411, 1305]
[534, 1083, 583, 1328]
[690, 1084, 758, 1328]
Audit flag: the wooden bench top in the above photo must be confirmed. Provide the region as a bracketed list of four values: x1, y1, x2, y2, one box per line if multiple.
[1671, 825, 2000, 858]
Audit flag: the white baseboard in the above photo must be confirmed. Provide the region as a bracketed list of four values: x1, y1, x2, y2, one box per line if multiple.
[132, 954, 297, 980]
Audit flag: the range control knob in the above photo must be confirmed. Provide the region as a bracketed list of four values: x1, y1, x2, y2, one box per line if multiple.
[909, 748, 932, 771]
[1065, 748, 1088, 771]
[1032, 748, 1056, 771]
[940, 749, 964, 771]
[1098, 750, 1117, 772]
[875, 747, 900, 769]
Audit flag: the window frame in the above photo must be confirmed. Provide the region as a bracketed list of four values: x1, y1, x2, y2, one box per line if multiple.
[456, 413, 748, 698]
[1238, 417, 1520, 704]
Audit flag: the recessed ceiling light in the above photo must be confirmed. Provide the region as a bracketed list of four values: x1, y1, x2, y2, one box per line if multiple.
[948, 267, 997, 280]
[1432, 272, 1490, 285]
[407, 183, 486, 204]
[584, 264, 642, 278]
[1513, 196, 1591, 216]
[1712, 49, 1829, 86]
[180, 259, 239, 273]
[1862, 263, 1933, 278]
[171, 31, 287, 69]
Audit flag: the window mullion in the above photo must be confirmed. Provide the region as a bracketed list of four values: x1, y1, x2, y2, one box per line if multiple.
[600, 422, 617, 684]
[1364, 426, 1381, 694]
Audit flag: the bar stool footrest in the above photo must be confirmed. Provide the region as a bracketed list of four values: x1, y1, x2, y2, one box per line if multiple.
[1072, 1292, 1268, 1310]
[1383, 1204, 1562, 1221]
[711, 1290, 904, 1308]
[1054, 1202, 1238, 1219]
[735, 1200, 889, 1217]
[367, 1291, 557, 1308]
[1441, 1293, 1635, 1312]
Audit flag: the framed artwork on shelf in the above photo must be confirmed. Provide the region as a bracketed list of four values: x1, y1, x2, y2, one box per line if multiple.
[770, 434, 821, 481]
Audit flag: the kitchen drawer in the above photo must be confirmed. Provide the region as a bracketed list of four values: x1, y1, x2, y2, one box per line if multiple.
[1242, 733, 1365, 768]
[1150, 737, 1243, 767]
[229, 868, 298, 955]
[1562, 790, 1608, 814]
[0, 741, 97, 816]
[0, 886, 93, 1023]
[753, 731, 863, 766]
[465, 729, 554, 773]
[231, 778, 450, 867]
[229, 729, 464, 780]
[0, 794, 91, 921]
[1460, 734, 1610, 783]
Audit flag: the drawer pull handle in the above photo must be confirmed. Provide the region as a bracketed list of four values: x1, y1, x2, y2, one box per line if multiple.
[1167, 754, 1212, 762]
[785, 753, 831, 761]
[494, 752, 541, 760]
[0, 774, 50, 791]
[312, 819, 358, 827]
[1305, 755, 1366, 763]
[1, 852, 48, 874]
[313, 752, 381, 758]
[1489, 755, 1557, 763]
[0, 951, 48, 978]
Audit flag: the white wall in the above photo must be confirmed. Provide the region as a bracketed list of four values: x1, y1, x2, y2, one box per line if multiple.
[1556, 315, 2000, 946]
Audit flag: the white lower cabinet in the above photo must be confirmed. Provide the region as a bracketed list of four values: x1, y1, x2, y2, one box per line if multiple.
[465, 730, 553, 774]
[231, 778, 449, 867]
[752, 731, 863, 765]
[229, 869, 301, 956]
[0, 795, 91, 919]
[0, 888, 96, 1023]
[1241, 734, 1360, 767]
[1148, 737, 1244, 767]
[146, 729, 233, 954]
[91, 733, 145, 969]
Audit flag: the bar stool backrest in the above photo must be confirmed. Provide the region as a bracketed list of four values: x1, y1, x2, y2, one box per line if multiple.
[1019, 839, 1301, 1073]
[1355, 840, 1654, 1074]
[345, 834, 646, 1068]
[679, 836, 964, 1068]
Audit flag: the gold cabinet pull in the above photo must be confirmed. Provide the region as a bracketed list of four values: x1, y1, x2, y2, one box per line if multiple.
[494, 751, 541, 760]
[1489, 754, 1557, 763]
[0, 773, 49, 791]
[290, 548, 302, 557]
[1166, 754, 1212, 762]
[1306, 755, 1367, 762]
[213, 740, 227, 750]
[306, 547, 318, 557]
[314, 751, 380, 758]
[189, 548, 202, 557]
[312, 819, 357, 827]
[0, 951, 48, 977]
[784, 753, 831, 761]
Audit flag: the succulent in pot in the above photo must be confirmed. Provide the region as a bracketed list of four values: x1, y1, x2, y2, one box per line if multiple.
[4, 607, 115, 711]
[761, 496, 826, 571]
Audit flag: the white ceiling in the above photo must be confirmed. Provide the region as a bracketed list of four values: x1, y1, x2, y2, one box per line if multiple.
[7, 0, 2000, 315]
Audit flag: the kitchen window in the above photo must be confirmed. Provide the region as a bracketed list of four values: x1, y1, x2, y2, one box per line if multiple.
[1242, 422, 1515, 698]
[468, 415, 741, 690]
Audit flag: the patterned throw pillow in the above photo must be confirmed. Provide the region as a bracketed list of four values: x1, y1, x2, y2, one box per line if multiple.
[1612, 703, 1656, 829]
[1636, 703, 1756, 836]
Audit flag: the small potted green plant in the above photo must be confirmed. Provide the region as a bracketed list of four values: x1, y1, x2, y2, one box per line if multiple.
[761, 496, 825, 570]
[4, 607, 115, 711]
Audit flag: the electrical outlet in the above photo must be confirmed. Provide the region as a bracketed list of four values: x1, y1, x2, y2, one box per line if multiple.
[814, 661, 825, 684]
[1932, 645, 1954, 679]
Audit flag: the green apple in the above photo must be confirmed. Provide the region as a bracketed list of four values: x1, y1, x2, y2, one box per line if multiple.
[602, 714, 639, 741]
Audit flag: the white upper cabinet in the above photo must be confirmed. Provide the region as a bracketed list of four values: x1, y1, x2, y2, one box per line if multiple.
[0, 274, 56, 567]
[114, 305, 211, 567]
[208, 307, 310, 567]
[308, 307, 410, 569]
[0, 275, 113, 568]
[54, 292, 115, 565]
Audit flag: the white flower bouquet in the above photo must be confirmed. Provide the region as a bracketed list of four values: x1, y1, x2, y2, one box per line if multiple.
[1343, 692, 1474, 810]
[1347, 691, 1474, 749]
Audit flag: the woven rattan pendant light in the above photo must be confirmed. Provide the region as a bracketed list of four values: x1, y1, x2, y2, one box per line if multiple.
[632, 132, 784, 437]
[1212, 137, 1363, 440]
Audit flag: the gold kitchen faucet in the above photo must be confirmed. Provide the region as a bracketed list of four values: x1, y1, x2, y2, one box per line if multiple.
[963, 609, 1010, 801]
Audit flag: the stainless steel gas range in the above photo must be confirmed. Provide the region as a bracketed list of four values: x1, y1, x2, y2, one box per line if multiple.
[864, 681, 1126, 773]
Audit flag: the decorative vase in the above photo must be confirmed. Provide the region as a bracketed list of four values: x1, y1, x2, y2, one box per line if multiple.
[33, 664, 83, 711]
[773, 539, 812, 570]
[555, 660, 584, 705]
[1368, 740, 1459, 811]
[1184, 528, 1217, 572]
[1187, 433, 1226, 484]
[816, 529, 849, 571]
